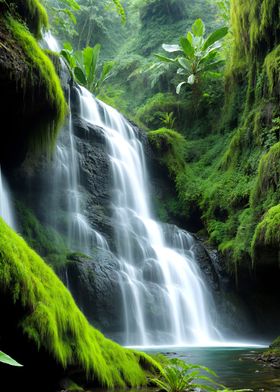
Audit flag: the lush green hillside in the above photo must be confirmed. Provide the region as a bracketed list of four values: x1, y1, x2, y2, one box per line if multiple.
[0, 217, 157, 389]
[149, 0, 280, 278]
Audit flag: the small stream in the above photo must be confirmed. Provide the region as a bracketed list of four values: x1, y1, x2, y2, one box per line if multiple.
[144, 347, 280, 391]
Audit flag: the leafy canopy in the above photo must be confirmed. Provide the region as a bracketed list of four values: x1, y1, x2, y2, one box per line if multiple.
[154, 18, 228, 94]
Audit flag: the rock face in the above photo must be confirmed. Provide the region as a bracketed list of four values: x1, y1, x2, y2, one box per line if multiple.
[58, 251, 124, 339]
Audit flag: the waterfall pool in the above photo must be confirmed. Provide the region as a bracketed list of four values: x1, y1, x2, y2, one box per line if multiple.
[141, 346, 280, 391]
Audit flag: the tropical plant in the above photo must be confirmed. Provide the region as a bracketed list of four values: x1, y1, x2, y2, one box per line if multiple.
[150, 358, 221, 392]
[154, 18, 228, 95]
[160, 112, 176, 129]
[60, 43, 114, 94]
[0, 350, 22, 367]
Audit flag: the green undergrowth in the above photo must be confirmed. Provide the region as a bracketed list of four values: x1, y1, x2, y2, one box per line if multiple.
[5, 15, 66, 154]
[159, 0, 280, 273]
[153, 125, 279, 273]
[0, 218, 158, 387]
[3, 0, 49, 38]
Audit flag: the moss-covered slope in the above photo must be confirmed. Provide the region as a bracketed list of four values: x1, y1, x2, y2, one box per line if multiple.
[0, 218, 157, 389]
[0, 0, 66, 166]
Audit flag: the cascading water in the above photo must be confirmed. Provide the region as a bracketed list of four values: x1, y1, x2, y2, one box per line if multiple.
[44, 34, 108, 255]
[0, 167, 16, 230]
[77, 86, 222, 346]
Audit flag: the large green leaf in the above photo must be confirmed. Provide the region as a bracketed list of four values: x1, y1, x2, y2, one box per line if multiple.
[74, 66, 87, 86]
[0, 351, 23, 367]
[162, 44, 182, 52]
[198, 49, 218, 65]
[177, 57, 190, 70]
[100, 61, 114, 83]
[192, 18, 205, 37]
[179, 37, 194, 58]
[86, 44, 101, 87]
[155, 54, 176, 63]
[73, 50, 84, 69]
[83, 45, 99, 79]
[60, 49, 75, 68]
[203, 26, 228, 50]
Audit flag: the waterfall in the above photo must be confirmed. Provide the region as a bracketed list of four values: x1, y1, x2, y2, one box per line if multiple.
[0, 167, 16, 230]
[43, 33, 108, 255]
[77, 86, 221, 346]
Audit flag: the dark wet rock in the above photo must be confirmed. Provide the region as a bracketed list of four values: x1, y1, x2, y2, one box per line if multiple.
[58, 249, 124, 337]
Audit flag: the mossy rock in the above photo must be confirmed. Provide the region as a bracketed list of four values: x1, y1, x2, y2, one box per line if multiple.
[148, 128, 187, 173]
[0, 12, 66, 166]
[252, 204, 280, 266]
[0, 218, 158, 390]
[2, 0, 49, 38]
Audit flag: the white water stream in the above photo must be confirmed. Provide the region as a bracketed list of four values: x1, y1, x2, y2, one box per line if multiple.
[77, 86, 221, 346]
[0, 167, 16, 230]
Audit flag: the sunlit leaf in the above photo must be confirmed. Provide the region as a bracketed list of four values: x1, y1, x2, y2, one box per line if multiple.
[178, 57, 190, 70]
[176, 81, 186, 94]
[162, 44, 182, 52]
[203, 26, 228, 50]
[179, 37, 194, 58]
[155, 54, 176, 63]
[187, 74, 195, 84]
[0, 351, 22, 367]
[192, 18, 205, 37]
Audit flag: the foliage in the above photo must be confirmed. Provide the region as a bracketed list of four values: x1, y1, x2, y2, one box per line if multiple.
[154, 18, 228, 95]
[160, 112, 176, 129]
[212, 0, 230, 25]
[252, 205, 280, 260]
[148, 128, 187, 173]
[0, 351, 23, 367]
[0, 218, 159, 387]
[135, 93, 185, 130]
[61, 42, 114, 94]
[45, 0, 125, 41]
[43, 0, 80, 39]
[150, 357, 222, 392]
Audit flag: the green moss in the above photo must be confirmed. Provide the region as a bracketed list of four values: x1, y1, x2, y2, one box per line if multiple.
[4, 0, 48, 38]
[264, 45, 280, 96]
[148, 128, 187, 174]
[0, 218, 158, 387]
[251, 142, 280, 211]
[6, 16, 67, 153]
[252, 205, 280, 254]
